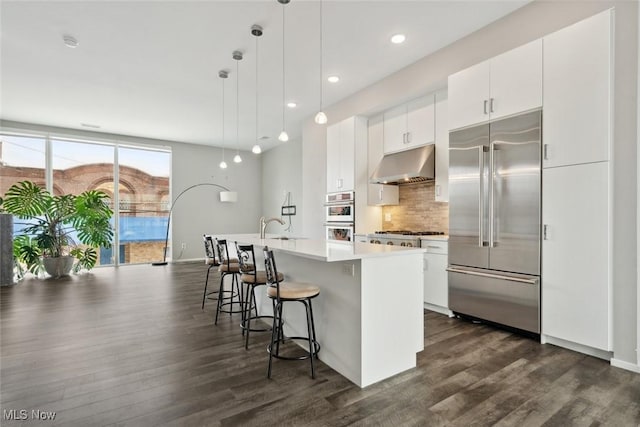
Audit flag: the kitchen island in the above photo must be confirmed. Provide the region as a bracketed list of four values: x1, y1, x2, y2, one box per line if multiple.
[215, 234, 425, 388]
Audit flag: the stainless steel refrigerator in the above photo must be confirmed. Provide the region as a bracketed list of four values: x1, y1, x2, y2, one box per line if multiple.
[448, 110, 541, 334]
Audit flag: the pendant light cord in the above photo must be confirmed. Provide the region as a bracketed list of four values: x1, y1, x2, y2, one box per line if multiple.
[236, 58, 240, 155]
[282, 3, 285, 131]
[222, 77, 225, 161]
[319, 0, 323, 111]
[255, 36, 259, 144]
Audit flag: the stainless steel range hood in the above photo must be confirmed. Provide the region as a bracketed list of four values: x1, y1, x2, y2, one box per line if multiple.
[370, 145, 435, 185]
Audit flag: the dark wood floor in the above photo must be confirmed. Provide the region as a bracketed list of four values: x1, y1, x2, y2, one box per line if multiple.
[1, 262, 639, 427]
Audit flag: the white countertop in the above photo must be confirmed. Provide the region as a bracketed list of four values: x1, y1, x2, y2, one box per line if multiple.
[215, 233, 426, 262]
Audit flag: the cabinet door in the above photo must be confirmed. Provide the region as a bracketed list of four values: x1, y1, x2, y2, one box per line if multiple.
[326, 122, 341, 193]
[340, 117, 355, 192]
[406, 95, 435, 148]
[434, 90, 449, 202]
[543, 9, 611, 168]
[542, 162, 610, 351]
[448, 60, 490, 130]
[489, 38, 542, 121]
[367, 184, 398, 206]
[424, 252, 448, 308]
[383, 104, 407, 154]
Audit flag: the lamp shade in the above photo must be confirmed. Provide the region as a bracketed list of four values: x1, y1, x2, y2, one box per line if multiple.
[219, 191, 238, 203]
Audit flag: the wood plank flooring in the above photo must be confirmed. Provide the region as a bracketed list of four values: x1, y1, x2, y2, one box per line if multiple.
[1, 262, 639, 426]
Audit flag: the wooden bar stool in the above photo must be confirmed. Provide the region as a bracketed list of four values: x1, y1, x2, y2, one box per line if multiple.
[263, 247, 320, 379]
[214, 238, 245, 324]
[235, 243, 283, 350]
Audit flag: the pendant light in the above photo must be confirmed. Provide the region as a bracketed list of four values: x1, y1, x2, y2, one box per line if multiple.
[314, 0, 327, 125]
[219, 70, 228, 169]
[233, 50, 243, 163]
[277, 0, 289, 142]
[251, 24, 263, 154]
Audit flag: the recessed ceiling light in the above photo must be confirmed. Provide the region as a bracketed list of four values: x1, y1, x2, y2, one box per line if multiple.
[391, 34, 406, 44]
[327, 75, 340, 83]
[287, 102, 297, 108]
[63, 34, 79, 48]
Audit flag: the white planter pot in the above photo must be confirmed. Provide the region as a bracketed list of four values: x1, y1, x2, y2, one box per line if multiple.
[43, 256, 74, 278]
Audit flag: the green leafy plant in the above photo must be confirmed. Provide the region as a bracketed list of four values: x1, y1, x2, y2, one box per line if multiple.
[1, 180, 114, 276]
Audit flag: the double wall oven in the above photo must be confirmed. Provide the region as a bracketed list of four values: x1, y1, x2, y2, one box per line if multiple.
[324, 191, 354, 242]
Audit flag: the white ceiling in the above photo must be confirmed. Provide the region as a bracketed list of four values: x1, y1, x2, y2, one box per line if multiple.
[0, 1, 528, 152]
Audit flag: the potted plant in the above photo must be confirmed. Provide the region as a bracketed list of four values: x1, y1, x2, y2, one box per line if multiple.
[1, 180, 114, 278]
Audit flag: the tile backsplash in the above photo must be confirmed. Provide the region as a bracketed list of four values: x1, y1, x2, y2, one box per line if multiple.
[382, 181, 449, 233]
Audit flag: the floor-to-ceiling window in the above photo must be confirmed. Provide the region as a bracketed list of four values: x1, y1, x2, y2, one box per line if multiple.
[117, 145, 170, 265]
[1, 131, 171, 268]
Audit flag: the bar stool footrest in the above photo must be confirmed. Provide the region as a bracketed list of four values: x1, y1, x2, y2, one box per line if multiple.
[267, 336, 321, 361]
[240, 315, 274, 332]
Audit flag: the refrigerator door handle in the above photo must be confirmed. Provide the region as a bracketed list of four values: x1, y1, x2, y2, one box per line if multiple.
[446, 267, 539, 285]
[478, 145, 487, 247]
[489, 143, 496, 248]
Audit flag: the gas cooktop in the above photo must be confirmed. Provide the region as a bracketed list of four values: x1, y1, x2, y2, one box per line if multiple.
[372, 230, 445, 236]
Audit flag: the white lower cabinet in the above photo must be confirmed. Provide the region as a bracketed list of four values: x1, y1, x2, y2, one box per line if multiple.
[422, 239, 449, 314]
[542, 162, 610, 351]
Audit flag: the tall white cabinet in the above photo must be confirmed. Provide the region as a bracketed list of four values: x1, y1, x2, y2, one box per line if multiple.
[326, 117, 356, 193]
[541, 9, 612, 352]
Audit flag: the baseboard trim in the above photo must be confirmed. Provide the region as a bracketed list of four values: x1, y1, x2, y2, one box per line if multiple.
[541, 334, 612, 361]
[172, 258, 203, 264]
[610, 358, 640, 373]
[423, 303, 453, 317]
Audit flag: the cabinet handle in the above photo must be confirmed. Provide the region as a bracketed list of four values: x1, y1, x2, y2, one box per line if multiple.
[337, 178, 342, 189]
[483, 100, 488, 115]
[407, 132, 411, 144]
[435, 185, 441, 197]
[543, 224, 549, 240]
[543, 144, 549, 161]
[489, 98, 494, 113]
[426, 245, 442, 249]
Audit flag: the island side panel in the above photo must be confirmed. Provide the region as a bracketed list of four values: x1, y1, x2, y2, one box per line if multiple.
[255, 251, 364, 387]
[360, 253, 424, 387]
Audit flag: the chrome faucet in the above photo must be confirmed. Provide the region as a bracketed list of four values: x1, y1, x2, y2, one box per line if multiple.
[259, 216, 285, 239]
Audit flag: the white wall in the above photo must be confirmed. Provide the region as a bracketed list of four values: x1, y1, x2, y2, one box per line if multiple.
[0, 120, 263, 261]
[260, 138, 302, 236]
[302, 0, 638, 365]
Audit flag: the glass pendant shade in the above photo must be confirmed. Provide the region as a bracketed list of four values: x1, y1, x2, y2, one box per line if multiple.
[315, 111, 328, 124]
[252, 144, 262, 154]
[278, 130, 289, 142]
[219, 160, 228, 169]
[233, 154, 242, 163]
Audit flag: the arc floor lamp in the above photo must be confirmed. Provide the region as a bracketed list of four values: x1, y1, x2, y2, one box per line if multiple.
[152, 183, 237, 266]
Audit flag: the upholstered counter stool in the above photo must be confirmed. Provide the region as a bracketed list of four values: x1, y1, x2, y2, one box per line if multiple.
[235, 243, 284, 350]
[214, 238, 246, 324]
[263, 247, 320, 379]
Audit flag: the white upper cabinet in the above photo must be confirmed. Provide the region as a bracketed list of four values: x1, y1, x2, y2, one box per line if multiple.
[434, 90, 449, 202]
[448, 39, 542, 131]
[490, 39, 543, 122]
[368, 114, 399, 206]
[448, 60, 491, 130]
[543, 9, 611, 168]
[326, 117, 355, 193]
[383, 95, 435, 154]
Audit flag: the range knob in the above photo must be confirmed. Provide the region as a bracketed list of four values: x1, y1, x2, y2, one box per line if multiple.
[400, 242, 406, 247]
[386, 241, 394, 245]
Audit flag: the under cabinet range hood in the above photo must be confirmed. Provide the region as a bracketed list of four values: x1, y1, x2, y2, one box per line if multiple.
[370, 145, 435, 185]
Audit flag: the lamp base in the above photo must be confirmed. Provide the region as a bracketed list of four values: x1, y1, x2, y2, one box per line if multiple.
[151, 261, 168, 266]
